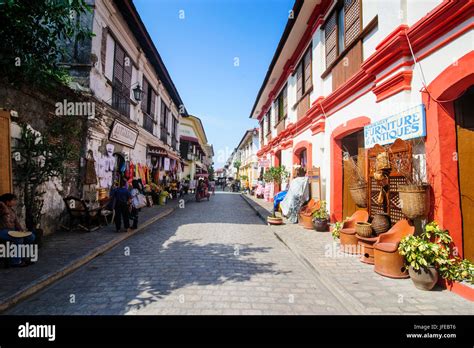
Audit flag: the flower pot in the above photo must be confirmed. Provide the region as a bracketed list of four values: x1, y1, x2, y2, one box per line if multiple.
[408, 265, 439, 291]
[349, 182, 367, 208]
[313, 218, 329, 232]
[267, 216, 283, 225]
[299, 213, 314, 230]
[399, 184, 429, 220]
[371, 213, 390, 235]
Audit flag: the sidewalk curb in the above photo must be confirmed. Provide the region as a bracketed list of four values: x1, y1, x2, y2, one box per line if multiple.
[240, 193, 368, 315]
[0, 199, 188, 313]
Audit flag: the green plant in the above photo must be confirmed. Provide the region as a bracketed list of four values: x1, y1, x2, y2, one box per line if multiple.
[399, 221, 474, 284]
[331, 221, 344, 240]
[312, 200, 329, 220]
[13, 123, 78, 229]
[0, 0, 94, 85]
[263, 166, 290, 184]
[240, 175, 248, 181]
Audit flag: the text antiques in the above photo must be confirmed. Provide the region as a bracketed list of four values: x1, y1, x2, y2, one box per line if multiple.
[364, 105, 426, 148]
[109, 120, 139, 148]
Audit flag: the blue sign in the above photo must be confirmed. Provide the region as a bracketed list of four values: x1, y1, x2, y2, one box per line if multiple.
[364, 104, 426, 148]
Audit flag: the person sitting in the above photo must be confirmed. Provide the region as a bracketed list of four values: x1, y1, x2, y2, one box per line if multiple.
[0, 193, 37, 267]
[279, 167, 309, 223]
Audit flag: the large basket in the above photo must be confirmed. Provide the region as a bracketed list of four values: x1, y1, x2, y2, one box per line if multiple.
[398, 184, 429, 219]
[372, 213, 391, 235]
[349, 182, 367, 208]
[356, 222, 373, 237]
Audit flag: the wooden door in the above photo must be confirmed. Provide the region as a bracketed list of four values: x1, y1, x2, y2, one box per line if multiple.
[343, 158, 357, 218]
[0, 110, 12, 195]
[455, 86, 474, 262]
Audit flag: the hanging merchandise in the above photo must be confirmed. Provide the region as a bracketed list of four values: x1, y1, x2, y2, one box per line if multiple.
[164, 157, 170, 171]
[84, 150, 98, 185]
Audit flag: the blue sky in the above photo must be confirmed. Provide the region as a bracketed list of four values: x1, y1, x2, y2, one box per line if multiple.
[134, 0, 294, 167]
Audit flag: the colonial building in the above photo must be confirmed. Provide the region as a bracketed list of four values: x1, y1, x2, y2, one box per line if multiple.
[66, 0, 187, 197]
[179, 115, 213, 178]
[251, 0, 473, 298]
[235, 129, 260, 186]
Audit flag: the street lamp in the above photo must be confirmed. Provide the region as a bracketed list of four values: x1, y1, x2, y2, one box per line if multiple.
[132, 84, 143, 101]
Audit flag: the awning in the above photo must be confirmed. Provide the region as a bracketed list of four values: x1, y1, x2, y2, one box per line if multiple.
[147, 145, 168, 156]
[180, 135, 199, 143]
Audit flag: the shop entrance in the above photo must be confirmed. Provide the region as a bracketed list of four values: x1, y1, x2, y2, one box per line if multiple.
[341, 130, 365, 218]
[455, 85, 474, 262]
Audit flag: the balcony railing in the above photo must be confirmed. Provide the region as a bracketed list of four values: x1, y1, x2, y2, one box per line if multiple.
[143, 113, 154, 134]
[112, 84, 130, 118]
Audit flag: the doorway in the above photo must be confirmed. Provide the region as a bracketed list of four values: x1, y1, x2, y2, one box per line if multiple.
[455, 85, 474, 262]
[341, 130, 365, 218]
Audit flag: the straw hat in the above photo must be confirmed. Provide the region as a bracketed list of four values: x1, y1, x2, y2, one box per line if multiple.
[8, 231, 32, 238]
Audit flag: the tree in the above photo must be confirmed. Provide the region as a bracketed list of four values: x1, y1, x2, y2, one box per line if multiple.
[13, 122, 81, 230]
[0, 0, 93, 85]
[233, 160, 241, 179]
[208, 165, 215, 181]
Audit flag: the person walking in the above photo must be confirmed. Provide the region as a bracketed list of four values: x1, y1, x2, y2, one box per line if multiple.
[130, 179, 141, 230]
[111, 179, 131, 232]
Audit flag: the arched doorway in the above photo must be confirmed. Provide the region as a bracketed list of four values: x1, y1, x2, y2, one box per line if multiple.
[424, 50, 474, 262]
[330, 117, 371, 221]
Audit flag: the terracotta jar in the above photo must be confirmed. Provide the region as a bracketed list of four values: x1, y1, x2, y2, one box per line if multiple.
[371, 213, 390, 235]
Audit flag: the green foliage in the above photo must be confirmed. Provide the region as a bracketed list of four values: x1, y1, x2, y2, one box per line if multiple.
[312, 200, 329, 221]
[399, 221, 474, 284]
[240, 175, 248, 181]
[233, 160, 241, 170]
[331, 220, 344, 240]
[0, 0, 93, 85]
[208, 165, 215, 181]
[263, 166, 289, 184]
[13, 123, 80, 229]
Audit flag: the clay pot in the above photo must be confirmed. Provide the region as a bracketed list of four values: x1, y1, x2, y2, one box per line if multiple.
[267, 216, 283, 225]
[313, 218, 329, 232]
[371, 213, 391, 235]
[408, 265, 439, 291]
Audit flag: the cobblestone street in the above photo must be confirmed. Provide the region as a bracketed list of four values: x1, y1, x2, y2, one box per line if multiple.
[7, 192, 350, 315]
[6, 192, 474, 315]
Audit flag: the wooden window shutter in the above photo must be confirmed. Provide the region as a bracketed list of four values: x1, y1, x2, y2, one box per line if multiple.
[283, 85, 288, 117]
[150, 89, 156, 117]
[303, 48, 312, 92]
[113, 44, 124, 83]
[296, 64, 303, 100]
[325, 11, 337, 68]
[123, 56, 132, 94]
[344, 0, 361, 47]
[160, 100, 166, 127]
[101, 26, 108, 74]
[141, 78, 149, 112]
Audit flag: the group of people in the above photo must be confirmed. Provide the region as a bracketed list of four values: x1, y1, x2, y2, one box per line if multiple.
[109, 179, 143, 233]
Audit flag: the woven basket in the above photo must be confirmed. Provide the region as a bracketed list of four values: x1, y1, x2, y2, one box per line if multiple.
[356, 222, 373, 237]
[399, 184, 428, 219]
[372, 213, 391, 235]
[349, 182, 367, 208]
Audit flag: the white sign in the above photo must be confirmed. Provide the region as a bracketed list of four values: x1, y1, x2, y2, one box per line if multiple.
[109, 120, 138, 148]
[364, 104, 426, 148]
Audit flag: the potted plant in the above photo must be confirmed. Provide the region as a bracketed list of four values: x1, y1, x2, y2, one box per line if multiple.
[331, 221, 344, 240]
[399, 221, 474, 290]
[312, 200, 329, 232]
[263, 166, 289, 202]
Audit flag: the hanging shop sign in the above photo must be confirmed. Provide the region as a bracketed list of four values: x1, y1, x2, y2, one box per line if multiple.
[364, 104, 426, 148]
[258, 158, 270, 168]
[109, 120, 139, 148]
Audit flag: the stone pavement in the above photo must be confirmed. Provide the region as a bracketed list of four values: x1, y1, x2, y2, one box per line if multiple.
[241, 193, 474, 314]
[0, 197, 185, 312]
[7, 192, 354, 315]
